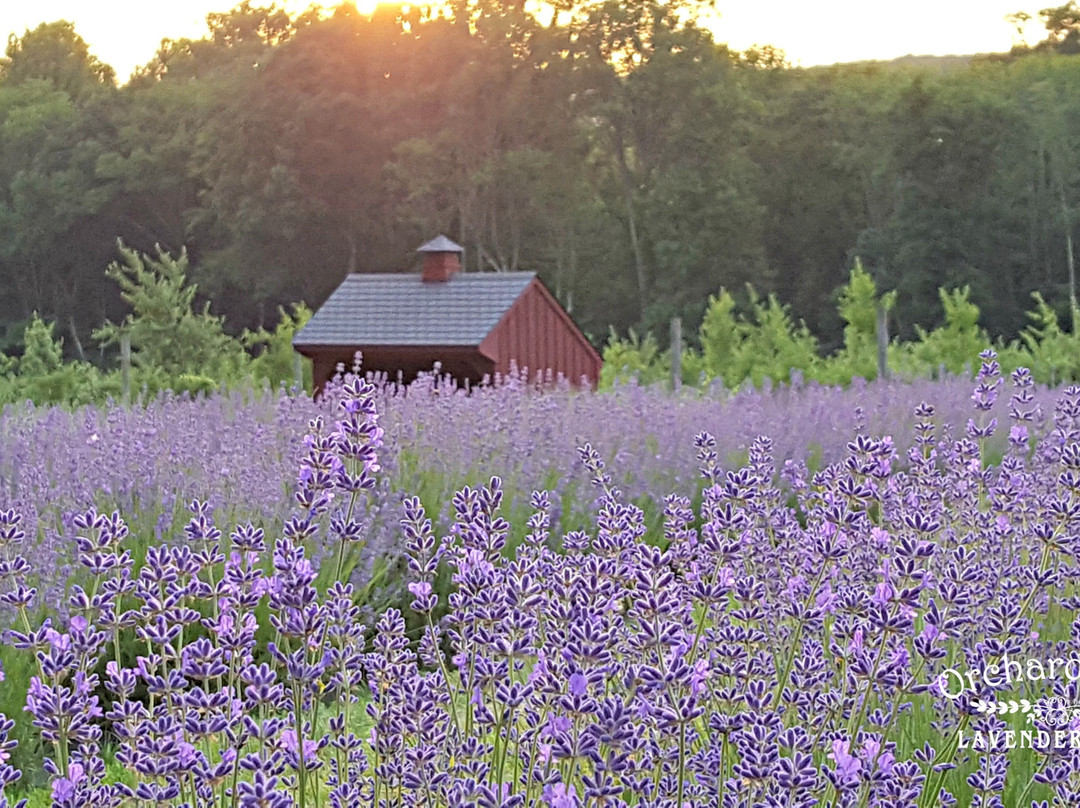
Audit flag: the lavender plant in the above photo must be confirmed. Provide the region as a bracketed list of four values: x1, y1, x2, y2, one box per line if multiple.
[5, 356, 1080, 806]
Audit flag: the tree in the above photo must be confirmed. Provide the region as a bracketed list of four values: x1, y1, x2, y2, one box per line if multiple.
[854, 71, 1029, 339]
[1037, 2, 1080, 53]
[132, 1, 295, 83]
[816, 258, 896, 383]
[93, 242, 245, 384]
[898, 286, 989, 377]
[0, 75, 122, 349]
[579, 20, 766, 333]
[0, 21, 115, 97]
[697, 286, 818, 388]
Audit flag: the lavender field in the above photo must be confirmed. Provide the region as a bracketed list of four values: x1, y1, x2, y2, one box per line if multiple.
[0, 357, 1076, 806]
[0, 369, 1030, 614]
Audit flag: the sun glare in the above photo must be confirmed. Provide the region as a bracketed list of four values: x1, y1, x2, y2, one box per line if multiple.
[354, 0, 382, 15]
[0, 0, 1055, 82]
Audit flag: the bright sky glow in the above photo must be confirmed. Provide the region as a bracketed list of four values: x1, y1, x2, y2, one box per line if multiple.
[0, 1, 1053, 81]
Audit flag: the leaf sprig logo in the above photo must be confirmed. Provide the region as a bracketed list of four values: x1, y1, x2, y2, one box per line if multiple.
[971, 698, 1033, 717]
[971, 696, 1080, 727]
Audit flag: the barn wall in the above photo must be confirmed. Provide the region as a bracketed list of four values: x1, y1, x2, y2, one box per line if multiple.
[481, 280, 602, 386]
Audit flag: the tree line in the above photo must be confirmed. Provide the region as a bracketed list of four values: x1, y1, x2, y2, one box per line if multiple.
[2, 0, 1080, 369]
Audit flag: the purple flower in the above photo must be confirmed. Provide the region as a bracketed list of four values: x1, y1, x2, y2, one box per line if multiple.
[828, 739, 861, 784]
[407, 581, 432, 599]
[871, 581, 894, 608]
[50, 762, 85, 803]
[542, 782, 579, 808]
[862, 738, 895, 775]
[689, 659, 709, 695]
[816, 582, 837, 613]
[280, 729, 320, 765]
[44, 628, 70, 653]
[848, 628, 864, 653]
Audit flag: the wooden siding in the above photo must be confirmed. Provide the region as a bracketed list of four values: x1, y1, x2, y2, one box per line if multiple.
[479, 278, 602, 386]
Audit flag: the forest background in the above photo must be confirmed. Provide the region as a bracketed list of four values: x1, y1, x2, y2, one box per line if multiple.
[4, 0, 1080, 399]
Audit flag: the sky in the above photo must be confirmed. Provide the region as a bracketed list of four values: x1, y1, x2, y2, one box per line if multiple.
[0, 0, 1054, 82]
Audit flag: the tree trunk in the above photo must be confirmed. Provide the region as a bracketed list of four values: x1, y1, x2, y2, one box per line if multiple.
[1065, 204, 1077, 332]
[345, 231, 358, 274]
[68, 316, 86, 362]
[1055, 166, 1077, 332]
[612, 123, 648, 321]
[1041, 137, 1054, 285]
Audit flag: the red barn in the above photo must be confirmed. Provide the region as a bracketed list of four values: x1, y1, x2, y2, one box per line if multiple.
[292, 236, 602, 392]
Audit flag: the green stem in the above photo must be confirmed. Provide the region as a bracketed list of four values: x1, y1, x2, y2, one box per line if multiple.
[676, 721, 688, 805]
[773, 566, 827, 706]
[1014, 756, 1049, 808]
[428, 612, 460, 733]
[293, 684, 308, 808]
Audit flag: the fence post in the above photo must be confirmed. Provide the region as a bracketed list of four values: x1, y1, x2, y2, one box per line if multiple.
[120, 333, 131, 406]
[671, 316, 682, 392]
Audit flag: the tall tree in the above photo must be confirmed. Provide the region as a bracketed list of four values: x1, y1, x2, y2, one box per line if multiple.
[0, 20, 115, 97]
[0, 20, 123, 352]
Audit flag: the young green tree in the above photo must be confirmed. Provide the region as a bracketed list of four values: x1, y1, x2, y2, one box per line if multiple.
[599, 328, 669, 388]
[0, 313, 109, 405]
[243, 302, 313, 390]
[698, 286, 818, 389]
[1016, 291, 1080, 383]
[17, 312, 64, 378]
[698, 289, 741, 387]
[892, 286, 989, 377]
[816, 258, 897, 383]
[93, 242, 247, 389]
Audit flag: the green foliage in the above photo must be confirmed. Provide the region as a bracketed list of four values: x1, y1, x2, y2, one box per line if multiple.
[699, 290, 740, 386]
[697, 287, 818, 388]
[816, 259, 897, 384]
[0, 20, 115, 97]
[93, 242, 247, 389]
[0, 314, 111, 405]
[600, 328, 669, 387]
[1016, 291, 1080, 383]
[18, 313, 63, 377]
[0, 249, 319, 407]
[599, 275, 1080, 393]
[738, 290, 820, 387]
[895, 287, 989, 377]
[242, 303, 313, 391]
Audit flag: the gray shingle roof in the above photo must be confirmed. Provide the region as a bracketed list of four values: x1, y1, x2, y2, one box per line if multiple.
[293, 272, 536, 347]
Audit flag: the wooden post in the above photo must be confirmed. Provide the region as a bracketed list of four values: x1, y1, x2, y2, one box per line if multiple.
[120, 333, 131, 406]
[670, 316, 682, 392]
[292, 352, 303, 392]
[876, 303, 889, 380]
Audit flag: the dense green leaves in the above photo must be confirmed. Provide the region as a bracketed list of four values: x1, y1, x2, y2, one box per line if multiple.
[93, 242, 245, 382]
[0, 21, 114, 97]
